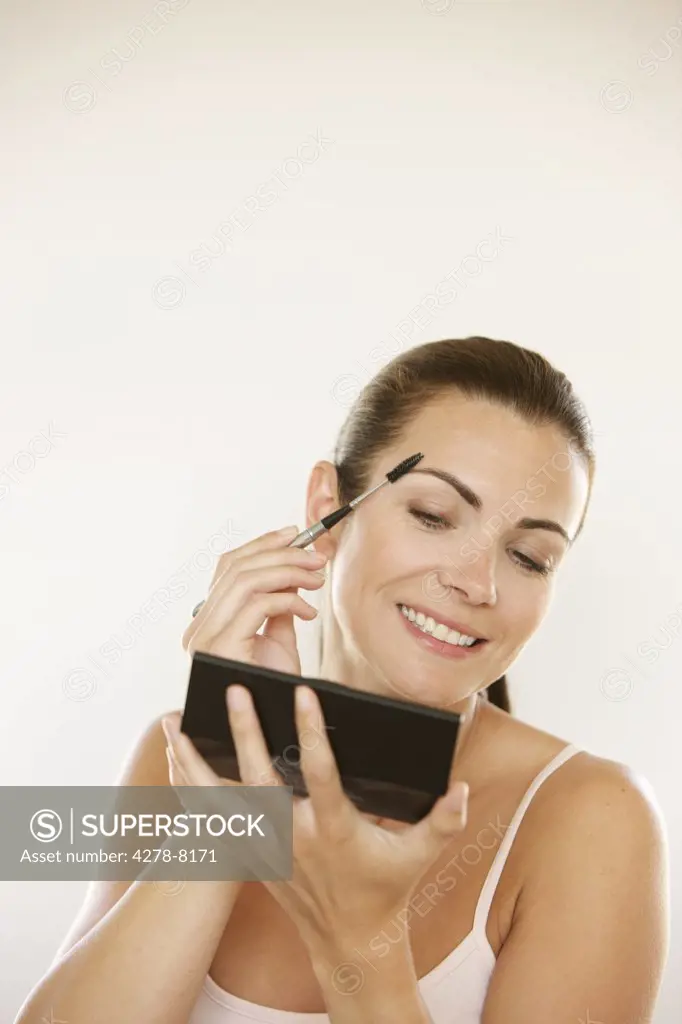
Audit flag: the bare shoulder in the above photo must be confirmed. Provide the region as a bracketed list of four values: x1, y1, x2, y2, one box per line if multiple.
[509, 740, 666, 893]
[49, 710, 180, 965]
[113, 710, 178, 787]
[479, 702, 668, 866]
[533, 748, 667, 860]
[475, 715, 670, 1018]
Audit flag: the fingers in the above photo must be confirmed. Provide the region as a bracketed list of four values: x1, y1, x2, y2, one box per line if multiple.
[207, 547, 326, 618]
[222, 683, 351, 830]
[210, 541, 325, 595]
[162, 713, 223, 787]
[403, 781, 469, 866]
[183, 528, 318, 644]
[225, 686, 284, 787]
[223, 687, 301, 878]
[189, 590, 319, 660]
[165, 745, 185, 788]
[162, 709, 280, 878]
[201, 559, 324, 625]
[162, 712, 249, 831]
[183, 528, 291, 647]
[259, 585, 301, 669]
[209, 525, 300, 591]
[183, 554, 325, 655]
[294, 687, 354, 840]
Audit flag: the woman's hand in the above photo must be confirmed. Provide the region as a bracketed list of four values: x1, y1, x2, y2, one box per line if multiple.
[162, 683, 469, 972]
[181, 525, 327, 676]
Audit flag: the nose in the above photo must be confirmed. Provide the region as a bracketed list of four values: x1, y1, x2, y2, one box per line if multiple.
[425, 546, 498, 607]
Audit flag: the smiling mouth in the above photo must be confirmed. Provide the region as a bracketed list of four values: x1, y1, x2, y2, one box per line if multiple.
[396, 603, 487, 648]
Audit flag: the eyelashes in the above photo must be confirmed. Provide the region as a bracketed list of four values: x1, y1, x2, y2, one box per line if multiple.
[406, 506, 554, 578]
[408, 507, 451, 531]
[513, 552, 554, 578]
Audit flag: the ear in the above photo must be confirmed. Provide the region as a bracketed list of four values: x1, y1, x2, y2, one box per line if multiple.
[304, 460, 343, 561]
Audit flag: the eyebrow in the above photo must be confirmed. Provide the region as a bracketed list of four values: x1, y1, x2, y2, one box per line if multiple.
[408, 466, 571, 545]
[410, 467, 483, 510]
[516, 516, 571, 545]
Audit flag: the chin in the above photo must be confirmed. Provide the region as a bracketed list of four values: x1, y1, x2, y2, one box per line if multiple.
[375, 662, 466, 710]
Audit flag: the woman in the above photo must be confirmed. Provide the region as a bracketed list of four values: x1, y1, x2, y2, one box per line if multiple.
[17, 337, 669, 1024]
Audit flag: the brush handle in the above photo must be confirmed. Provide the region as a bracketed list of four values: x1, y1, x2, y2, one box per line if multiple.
[191, 473, 395, 616]
[288, 502, 359, 549]
[287, 521, 327, 549]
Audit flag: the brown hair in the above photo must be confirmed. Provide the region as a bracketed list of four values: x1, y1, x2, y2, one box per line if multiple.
[319, 336, 596, 714]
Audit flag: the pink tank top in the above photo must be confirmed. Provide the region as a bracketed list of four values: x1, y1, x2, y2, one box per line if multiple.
[188, 743, 580, 1024]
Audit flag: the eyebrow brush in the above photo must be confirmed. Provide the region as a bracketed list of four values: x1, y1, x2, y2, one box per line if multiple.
[287, 451, 424, 549]
[191, 452, 424, 617]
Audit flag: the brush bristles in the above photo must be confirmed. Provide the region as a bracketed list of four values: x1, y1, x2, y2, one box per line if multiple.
[385, 452, 424, 483]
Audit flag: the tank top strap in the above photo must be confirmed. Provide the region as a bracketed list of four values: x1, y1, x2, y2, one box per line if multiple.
[472, 743, 580, 935]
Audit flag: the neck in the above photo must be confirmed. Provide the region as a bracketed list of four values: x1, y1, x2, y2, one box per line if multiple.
[447, 689, 485, 789]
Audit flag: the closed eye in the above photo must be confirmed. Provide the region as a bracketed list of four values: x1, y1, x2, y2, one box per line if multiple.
[408, 507, 452, 530]
[410, 506, 555, 576]
[511, 551, 553, 576]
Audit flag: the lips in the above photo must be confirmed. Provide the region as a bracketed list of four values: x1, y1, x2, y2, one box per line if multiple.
[396, 602, 487, 641]
[396, 605, 488, 660]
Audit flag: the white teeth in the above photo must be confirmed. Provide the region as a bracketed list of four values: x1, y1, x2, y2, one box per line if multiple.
[399, 605, 480, 647]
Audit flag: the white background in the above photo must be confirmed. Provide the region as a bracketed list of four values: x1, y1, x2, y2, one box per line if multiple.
[1, 0, 680, 1020]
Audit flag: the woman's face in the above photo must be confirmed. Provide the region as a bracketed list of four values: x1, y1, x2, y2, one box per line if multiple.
[310, 394, 590, 708]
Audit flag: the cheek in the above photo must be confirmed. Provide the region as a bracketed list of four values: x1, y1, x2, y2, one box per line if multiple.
[328, 548, 375, 623]
[330, 532, 417, 625]
[503, 580, 553, 641]
[346, 516, 423, 585]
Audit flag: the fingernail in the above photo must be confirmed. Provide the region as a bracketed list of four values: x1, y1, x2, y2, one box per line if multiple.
[227, 685, 250, 710]
[162, 716, 177, 743]
[305, 549, 326, 561]
[279, 525, 299, 537]
[448, 783, 468, 812]
[296, 686, 315, 711]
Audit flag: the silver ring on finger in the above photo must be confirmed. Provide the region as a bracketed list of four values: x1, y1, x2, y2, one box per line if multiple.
[192, 599, 205, 618]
